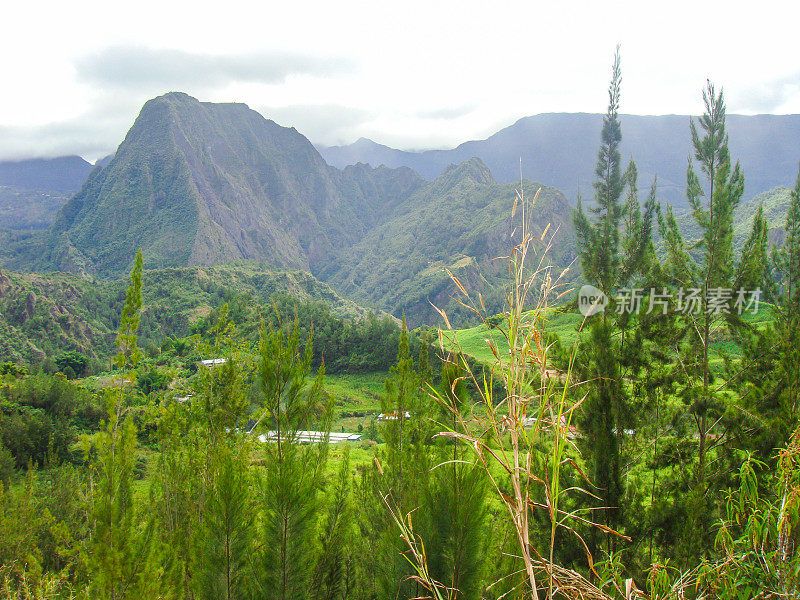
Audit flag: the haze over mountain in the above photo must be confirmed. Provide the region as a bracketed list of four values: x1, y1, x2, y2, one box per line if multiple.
[319, 113, 800, 210]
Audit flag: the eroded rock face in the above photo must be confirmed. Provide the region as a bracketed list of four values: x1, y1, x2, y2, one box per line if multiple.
[0, 269, 11, 298]
[25, 291, 36, 320]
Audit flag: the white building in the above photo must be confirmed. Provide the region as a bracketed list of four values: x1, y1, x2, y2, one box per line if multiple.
[257, 430, 362, 444]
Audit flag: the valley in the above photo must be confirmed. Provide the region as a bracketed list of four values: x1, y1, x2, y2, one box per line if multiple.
[1, 70, 799, 600]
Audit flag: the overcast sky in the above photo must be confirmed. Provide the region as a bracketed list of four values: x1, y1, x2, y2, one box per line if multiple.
[2, 0, 799, 162]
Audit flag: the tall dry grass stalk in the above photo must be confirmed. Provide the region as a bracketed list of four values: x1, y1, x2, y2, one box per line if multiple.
[381, 184, 628, 600]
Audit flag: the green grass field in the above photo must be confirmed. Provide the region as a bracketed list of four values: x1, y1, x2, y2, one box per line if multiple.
[323, 371, 388, 432]
[324, 372, 386, 411]
[444, 305, 776, 370]
[443, 308, 583, 364]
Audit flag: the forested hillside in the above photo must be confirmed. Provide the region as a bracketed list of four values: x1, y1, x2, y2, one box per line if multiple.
[319, 157, 575, 324]
[0, 263, 376, 364]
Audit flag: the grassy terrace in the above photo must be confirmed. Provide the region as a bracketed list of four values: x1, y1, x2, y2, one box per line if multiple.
[444, 304, 776, 369]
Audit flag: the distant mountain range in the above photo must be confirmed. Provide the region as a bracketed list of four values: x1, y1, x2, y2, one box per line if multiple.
[0, 156, 94, 194]
[319, 113, 800, 210]
[1, 96, 797, 325]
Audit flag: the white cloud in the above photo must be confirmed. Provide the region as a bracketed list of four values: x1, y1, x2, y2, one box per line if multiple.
[0, 0, 798, 160]
[75, 46, 355, 91]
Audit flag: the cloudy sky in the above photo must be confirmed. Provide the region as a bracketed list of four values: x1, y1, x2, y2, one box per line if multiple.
[2, 0, 799, 162]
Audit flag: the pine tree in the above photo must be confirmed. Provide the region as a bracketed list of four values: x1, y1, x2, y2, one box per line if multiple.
[85, 249, 156, 600]
[572, 48, 648, 551]
[193, 441, 253, 600]
[654, 82, 752, 567]
[618, 163, 659, 362]
[375, 317, 432, 600]
[658, 81, 745, 487]
[736, 165, 800, 461]
[253, 319, 331, 600]
[779, 166, 800, 419]
[155, 305, 250, 600]
[574, 48, 624, 302]
[380, 316, 421, 512]
[115, 249, 143, 372]
[152, 401, 200, 599]
[782, 166, 800, 304]
[310, 447, 354, 600]
[736, 204, 769, 295]
[424, 357, 488, 600]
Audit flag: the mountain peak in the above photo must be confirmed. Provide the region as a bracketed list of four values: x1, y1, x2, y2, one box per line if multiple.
[145, 91, 201, 109]
[435, 157, 495, 188]
[346, 137, 389, 151]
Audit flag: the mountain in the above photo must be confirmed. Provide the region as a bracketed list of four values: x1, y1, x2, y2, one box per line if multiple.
[2, 93, 575, 327]
[0, 156, 95, 231]
[317, 157, 575, 324]
[38, 92, 423, 276]
[319, 113, 800, 211]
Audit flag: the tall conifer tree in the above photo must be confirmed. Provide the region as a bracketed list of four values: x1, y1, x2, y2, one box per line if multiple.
[658, 82, 745, 486]
[573, 47, 648, 551]
[86, 249, 157, 599]
[424, 357, 488, 600]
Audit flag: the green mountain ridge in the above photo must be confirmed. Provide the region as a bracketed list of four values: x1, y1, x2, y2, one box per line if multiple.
[675, 185, 793, 247]
[0, 262, 370, 364]
[319, 157, 576, 324]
